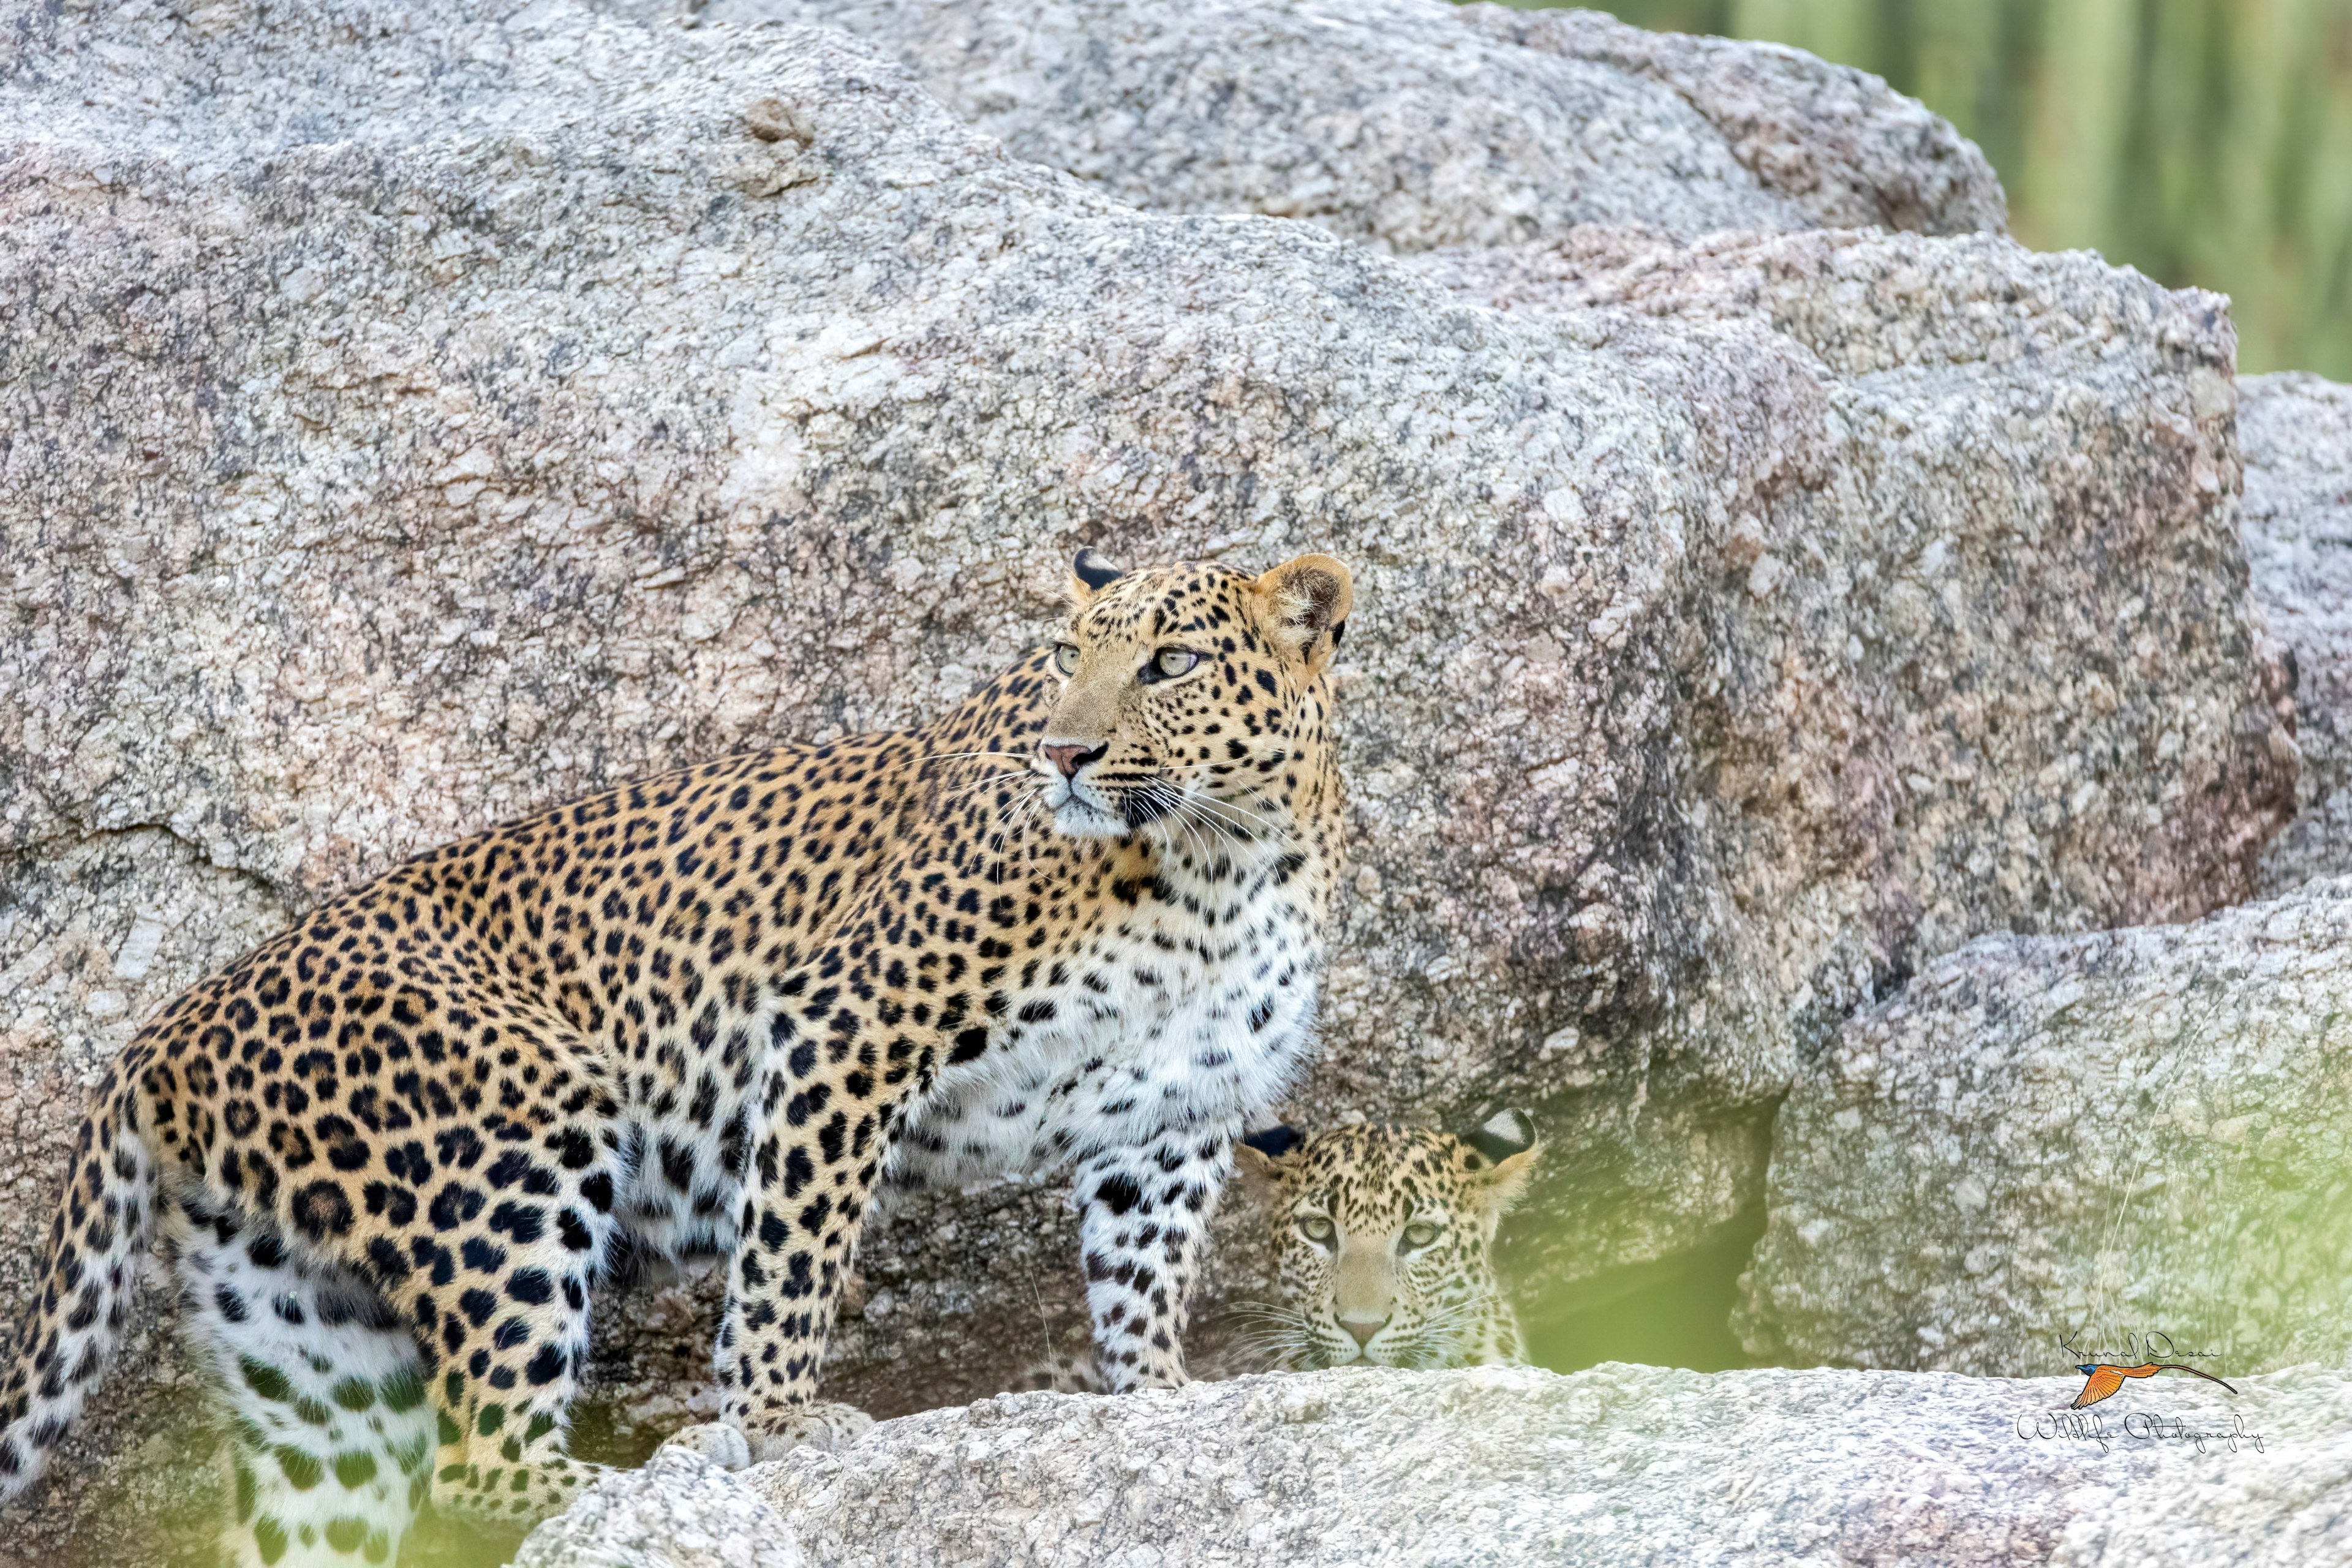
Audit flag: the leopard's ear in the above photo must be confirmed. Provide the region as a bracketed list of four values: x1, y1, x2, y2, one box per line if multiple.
[1250, 554, 1353, 672]
[1458, 1109, 1539, 1214]
[1068, 548, 1123, 607]
[1234, 1124, 1302, 1189]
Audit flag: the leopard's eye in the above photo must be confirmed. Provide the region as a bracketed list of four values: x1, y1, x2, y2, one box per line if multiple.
[1400, 1222, 1440, 1251]
[1054, 643, 1080, 677]
[1147, 647, 1200, 682]
[1297, 1215, 1336, 1246]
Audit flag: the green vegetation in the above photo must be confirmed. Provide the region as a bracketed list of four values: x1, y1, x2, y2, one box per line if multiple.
[1515, 0, 2352, 376]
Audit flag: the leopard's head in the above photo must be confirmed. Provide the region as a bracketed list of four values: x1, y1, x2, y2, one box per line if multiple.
[1232, 1112, 1538, 1370]
[1035, 551, 1352, 844]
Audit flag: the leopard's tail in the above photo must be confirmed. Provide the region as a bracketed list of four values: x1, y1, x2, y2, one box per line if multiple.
[0, 1067, 156, 1504]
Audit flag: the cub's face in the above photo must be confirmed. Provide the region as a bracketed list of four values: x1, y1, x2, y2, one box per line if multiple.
[1035, 552, 1352, 842]
[1234, 1114, 1537, 1370]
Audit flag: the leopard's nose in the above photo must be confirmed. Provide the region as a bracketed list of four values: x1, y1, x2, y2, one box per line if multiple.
[1041, 742, 1107, 780]
[1341, 1315, 1388, 1349]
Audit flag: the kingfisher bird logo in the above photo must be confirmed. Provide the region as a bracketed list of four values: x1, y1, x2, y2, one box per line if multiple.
[2015, 1334, 2260, 1453]
[2068, 1360, 2237, 1409]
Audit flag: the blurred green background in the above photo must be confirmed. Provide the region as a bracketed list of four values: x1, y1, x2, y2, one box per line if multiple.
[1512, 0, 2352, 378]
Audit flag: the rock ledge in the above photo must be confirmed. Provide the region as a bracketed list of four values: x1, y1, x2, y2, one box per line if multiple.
[519, 1364, 2352, 1568]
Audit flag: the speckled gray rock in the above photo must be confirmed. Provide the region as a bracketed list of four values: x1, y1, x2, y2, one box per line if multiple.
[2242, 371, 2352, 892]
[1395, 221, 2294, 1302]
[638, 0, 2005, 248]
[1738, 877, 2352, 1377]
[0, 0, 2294, 1555]
[1457, 5, 2007, 236]
[541, 1365, 2351, 1567]
[514, 1449, 804, 1568]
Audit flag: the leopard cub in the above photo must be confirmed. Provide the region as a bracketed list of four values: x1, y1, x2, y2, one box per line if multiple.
[1023, 1110, 1539, 1389]
[1229, 1111, 1539, 1370]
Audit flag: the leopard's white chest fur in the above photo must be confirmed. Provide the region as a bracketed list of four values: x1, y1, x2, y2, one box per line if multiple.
[889, 856, 1321, 1189]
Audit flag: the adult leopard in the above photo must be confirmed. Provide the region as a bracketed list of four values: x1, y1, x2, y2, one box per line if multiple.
[0, 551, 1354, 1565]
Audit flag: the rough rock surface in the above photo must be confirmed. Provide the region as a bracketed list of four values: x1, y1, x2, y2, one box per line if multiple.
[2242, 371, 2352, 892]
[1390, 221, 2294, 1300]
[513, 1448, 804, 1568]
[0, 0, 2294, 1554]
[1738, 877, 2352, 1378]
[516, 1364, 2352, 1567]
[648, 0, 2006, 247]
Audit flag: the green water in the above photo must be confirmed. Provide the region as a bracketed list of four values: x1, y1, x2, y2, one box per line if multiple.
[1517, 0, 2352, 378]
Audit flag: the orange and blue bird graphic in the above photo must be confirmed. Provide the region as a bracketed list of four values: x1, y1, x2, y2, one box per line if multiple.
[2069, 1362, 2237, 1409]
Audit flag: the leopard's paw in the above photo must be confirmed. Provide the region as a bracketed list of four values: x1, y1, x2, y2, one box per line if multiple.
[1018, 1349, 1110, 1394]
[657, 1420, 753, 1471]
[744, 1400, 875, 1461]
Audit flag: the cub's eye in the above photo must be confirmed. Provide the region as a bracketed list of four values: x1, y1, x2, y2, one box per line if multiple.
[1053, 643, 1080, 676]
[1143, 647, 1200, 682]
[1400, 1222, 1440, 1251]
[1297, 1215, 1336, 1246]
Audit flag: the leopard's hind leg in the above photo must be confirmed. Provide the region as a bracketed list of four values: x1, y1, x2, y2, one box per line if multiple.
[392, 1134, 628, 1532]
[170, 1197, 434, 1567]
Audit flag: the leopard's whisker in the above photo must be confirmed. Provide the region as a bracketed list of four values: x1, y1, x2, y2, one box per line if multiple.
[1126, 780, 1192, 862]
[1184, 788, 1287, 839]
[810, 774, 1039, 952]
[1150, 785, 1220, 872]
[910, 748, 1036, 769]
[1174, 801, 1243, 865]
[935, 770, 1036, 812]
[988, 783, 1047, 884]
[1148, 782, 1248, 872]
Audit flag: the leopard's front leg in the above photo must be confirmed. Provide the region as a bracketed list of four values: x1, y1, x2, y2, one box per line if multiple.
[1075, 1121, 1237, 1390]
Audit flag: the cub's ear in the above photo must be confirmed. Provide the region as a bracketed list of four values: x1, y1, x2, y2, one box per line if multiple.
[1463, 1108, 1534, 1164]
[1251, 554, 1354, 671]
[1459, 1108, 1540, 1214]
[1069, 548, 1123, 606]
[1234, 1124, 1302, 1188]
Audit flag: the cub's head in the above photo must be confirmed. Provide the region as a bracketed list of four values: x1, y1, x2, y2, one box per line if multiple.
[1233, 1112, 1538, 1370]
[1036, 551, 1352, 842]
